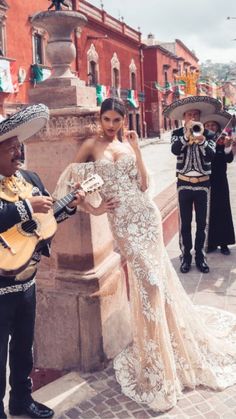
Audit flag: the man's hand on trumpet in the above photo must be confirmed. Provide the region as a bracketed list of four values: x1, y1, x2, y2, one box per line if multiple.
[185, 120, 205, 145]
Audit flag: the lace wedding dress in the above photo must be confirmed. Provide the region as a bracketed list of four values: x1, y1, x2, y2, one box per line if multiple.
[54, 154, 236, 412]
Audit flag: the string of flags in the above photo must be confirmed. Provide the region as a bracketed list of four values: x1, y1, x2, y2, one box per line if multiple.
[0, 60, 19, 93]
[152, 78, 224, 97]
[31, 64, 51, 85]
[154, 80, 186, 95]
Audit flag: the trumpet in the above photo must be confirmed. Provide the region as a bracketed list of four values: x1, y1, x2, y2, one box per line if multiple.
[190, 122, 204, 137]
[185, 121, 204, 145]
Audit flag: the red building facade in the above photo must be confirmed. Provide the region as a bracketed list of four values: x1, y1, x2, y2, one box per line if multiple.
[0, 0, 145, 136]
[77, 1, 145, 136]
[0, 1, 200, 138]
[143, 36, 199, 136]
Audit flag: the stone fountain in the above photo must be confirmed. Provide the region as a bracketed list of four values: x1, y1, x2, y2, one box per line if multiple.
[26, 10, 131, 373]
[29, 10, 95, 107]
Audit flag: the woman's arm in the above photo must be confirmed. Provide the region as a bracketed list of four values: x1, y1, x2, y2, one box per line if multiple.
[75, 137, 95, 163]
[125, 130, 149, 192]
[79, 197, 119, 216]
[75, 138, 119, 215]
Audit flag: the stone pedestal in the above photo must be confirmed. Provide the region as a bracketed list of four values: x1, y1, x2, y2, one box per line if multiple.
[25, 108, 132, 372]
[26, 11, 132, 372]
[29, 78, 96, 108]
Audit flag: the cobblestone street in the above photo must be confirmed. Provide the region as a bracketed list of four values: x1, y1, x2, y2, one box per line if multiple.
[58, 365, 236, 419]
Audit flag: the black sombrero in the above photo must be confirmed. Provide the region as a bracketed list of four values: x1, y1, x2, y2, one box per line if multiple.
[163, 96, 222, 120]
[201, 110, 232, 129]
[0, 103, 49, 143]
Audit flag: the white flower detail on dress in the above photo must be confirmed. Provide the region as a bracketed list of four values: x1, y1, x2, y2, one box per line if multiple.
[54, 154, 236, 413]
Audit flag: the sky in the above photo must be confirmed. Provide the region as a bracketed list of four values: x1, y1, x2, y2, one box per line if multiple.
[87, 0, 236, 64]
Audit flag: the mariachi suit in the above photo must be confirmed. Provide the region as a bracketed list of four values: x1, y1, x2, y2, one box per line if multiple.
[171, 127, 215, 262]
[208, 143, 235, 248]
[0, 169, 75, 408]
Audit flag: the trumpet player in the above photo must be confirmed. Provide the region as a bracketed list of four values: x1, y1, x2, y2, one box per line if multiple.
[163, 96, 220, 274]
[203, 112, 235, 255]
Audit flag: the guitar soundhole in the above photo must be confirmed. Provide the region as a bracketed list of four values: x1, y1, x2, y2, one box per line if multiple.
[17, 219, 40, 237]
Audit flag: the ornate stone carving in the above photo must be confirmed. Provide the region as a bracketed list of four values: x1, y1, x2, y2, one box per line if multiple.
[111, 52, 120, 70]
[87, 43, 99, 63]
[129, 58, 137, 73]
[38, 114, 98, 140]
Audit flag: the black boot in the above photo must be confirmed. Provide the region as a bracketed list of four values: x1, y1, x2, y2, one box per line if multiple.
[195, 255, 209, 273]
[9, 396, 54, 418]
[221, 245, 230, 255]
[180, 254, 192, 273]
[0, 401, 7, 419]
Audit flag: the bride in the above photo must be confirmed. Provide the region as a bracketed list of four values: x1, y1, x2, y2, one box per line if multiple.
[54, 97, 236, 412]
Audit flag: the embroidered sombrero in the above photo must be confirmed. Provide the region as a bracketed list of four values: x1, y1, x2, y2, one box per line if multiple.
[201, 110, 232, 129]
[163, 96, 222, 120]
[0, 103, 49, 143]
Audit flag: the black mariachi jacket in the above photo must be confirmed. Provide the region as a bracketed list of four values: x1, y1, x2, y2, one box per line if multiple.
[0, 169, 75, 261]
[171, 127, 216, 176]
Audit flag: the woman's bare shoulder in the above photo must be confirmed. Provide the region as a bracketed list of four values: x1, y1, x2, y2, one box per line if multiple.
[83, 136, 97, 146]
[76, 137, 97, 162]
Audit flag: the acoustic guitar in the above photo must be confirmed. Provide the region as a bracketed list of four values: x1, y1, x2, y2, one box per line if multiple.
[0, 174, 103, 276]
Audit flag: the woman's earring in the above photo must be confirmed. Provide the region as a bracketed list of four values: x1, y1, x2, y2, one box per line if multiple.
[97, 123, 104, 138]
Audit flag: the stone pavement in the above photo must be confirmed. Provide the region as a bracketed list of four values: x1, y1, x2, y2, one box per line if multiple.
[25, 158, 236, 419]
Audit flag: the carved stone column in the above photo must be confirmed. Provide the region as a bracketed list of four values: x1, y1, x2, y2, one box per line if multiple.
[26, 10, 131, 373]
[25, 108, 131, 372]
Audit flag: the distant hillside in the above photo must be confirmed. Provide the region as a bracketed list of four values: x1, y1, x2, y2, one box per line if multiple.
[200, 60, 236, 83]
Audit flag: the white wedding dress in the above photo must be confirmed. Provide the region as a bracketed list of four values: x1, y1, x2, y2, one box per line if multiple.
[54, 154, 236, 412]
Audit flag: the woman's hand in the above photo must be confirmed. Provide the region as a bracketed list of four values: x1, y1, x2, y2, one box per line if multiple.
[68, 191, 86, 208]
[125, 130, 140, 151]
[95, 197, 120, 215]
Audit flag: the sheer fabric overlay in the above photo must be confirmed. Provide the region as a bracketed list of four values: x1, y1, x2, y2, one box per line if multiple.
[54, 155, 236, 412]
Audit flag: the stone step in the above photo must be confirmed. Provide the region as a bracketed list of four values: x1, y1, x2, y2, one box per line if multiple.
[5, 371, 93, 418]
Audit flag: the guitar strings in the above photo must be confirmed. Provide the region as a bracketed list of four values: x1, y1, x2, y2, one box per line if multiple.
[0, 180, 102, 246]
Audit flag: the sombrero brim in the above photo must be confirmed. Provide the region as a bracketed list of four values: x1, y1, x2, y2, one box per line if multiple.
[163, 96, 222, 120]
[0, 103, 49, 143]
[201, 111, 232, 129]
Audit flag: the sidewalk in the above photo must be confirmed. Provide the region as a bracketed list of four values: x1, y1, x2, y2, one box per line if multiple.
[24, 158, 236, 418]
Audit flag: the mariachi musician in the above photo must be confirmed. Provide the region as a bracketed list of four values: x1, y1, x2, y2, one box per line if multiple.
[202, 111, 235, 255]
[0, 104, 84, 419]
[163, 96, 221, 274]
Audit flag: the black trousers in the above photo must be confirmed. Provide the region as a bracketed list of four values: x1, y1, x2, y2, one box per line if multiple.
[177, 179, 210, 259]
[0, 281, 36, 404]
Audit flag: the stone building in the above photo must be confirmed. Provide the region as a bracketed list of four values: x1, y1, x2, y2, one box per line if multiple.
[0, 0, 145, 136]
[143, 35, 199, 136]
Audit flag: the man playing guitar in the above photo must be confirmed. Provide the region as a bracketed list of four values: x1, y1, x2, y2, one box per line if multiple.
[0, 104, 85, 419]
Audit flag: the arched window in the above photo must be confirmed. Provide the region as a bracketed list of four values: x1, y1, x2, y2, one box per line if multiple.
[113, 68, 120, 89]
[31, 28, 46, 65]
[88, 60, 97, 86]
[33, 33, 43, 64]
[0, 0, 8, 56]
[131, 72, 136, 90]
[111, 53, 120, 89]
[129, 59, 137, 90]
[87, 43, 99, 86]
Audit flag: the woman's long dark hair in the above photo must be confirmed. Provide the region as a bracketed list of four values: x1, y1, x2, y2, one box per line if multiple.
[100, 98, 126, 118]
